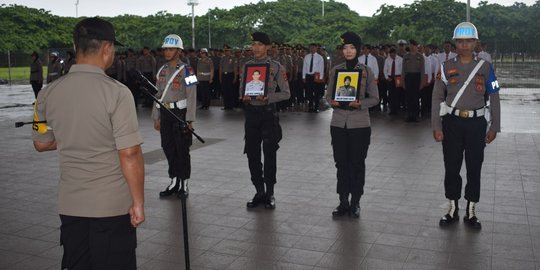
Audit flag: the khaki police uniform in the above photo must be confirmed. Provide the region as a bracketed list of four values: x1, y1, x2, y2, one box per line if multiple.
[432, 56, 501, 203]
[152, 59, 197, 182]
[30, 57, 43, 98]
[197, 56, 214, 109]
[402, 51, 425, 121]
[33, 64, 143, 217]
[47, 58, 63, 83]
[220, 53, 236, 109]
[326, 62, 379, 203]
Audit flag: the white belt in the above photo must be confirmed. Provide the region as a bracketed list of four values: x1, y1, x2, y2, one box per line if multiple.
[156, 99, 187, 109]
[444, 104, 485, 118]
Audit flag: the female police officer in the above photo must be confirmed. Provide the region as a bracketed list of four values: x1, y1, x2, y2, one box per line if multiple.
[432, 22, 501, 229]
[327, 32, 379, 218]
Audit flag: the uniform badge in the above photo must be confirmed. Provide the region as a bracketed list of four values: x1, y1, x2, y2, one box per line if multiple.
[172, 77, 181, 90]
[448, 77, 458, 85]
[475, 75, 485, 92]
[283, 71, 288, 81]
[436, 71, 442, 80]
[447, 68, 458, 75]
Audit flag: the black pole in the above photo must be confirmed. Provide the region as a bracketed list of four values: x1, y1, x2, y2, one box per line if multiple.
[14, 121, 47, 128]
[179, 181, 190, 270]
[135, 70, 195, 270]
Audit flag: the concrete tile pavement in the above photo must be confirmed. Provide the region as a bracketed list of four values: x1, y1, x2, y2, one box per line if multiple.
[0, 84, 539, 269]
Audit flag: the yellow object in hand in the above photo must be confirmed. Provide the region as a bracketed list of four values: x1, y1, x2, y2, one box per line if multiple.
[33, 102, 48, 134]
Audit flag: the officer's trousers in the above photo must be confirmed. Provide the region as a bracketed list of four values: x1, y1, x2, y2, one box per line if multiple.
[198, 81, 211, 107]
[387, 78, 400, 113]
[31, 80, 43, 98]
[295, 72, 305, 104]
[377, 77, 388, 107]
[442, 115, 487, 202]
[221, 73, 235, 109]
[305, 75, 321, 110]
[420, 82, 434, 116]
[331, 126, 371, 197]
[160, 107, 192, 180]
[405, 72, 421, 119]
[244, 104, 282, 190]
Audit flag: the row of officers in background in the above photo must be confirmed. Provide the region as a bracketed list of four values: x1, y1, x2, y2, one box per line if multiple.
[30, 39, 492, 120]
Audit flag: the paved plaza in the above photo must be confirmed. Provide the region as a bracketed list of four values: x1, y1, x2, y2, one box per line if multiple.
[0, 85, 539, 270]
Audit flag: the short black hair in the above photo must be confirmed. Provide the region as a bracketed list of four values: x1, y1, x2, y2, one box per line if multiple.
[75, 37, 111, 56]
[344, 76, 351, 82]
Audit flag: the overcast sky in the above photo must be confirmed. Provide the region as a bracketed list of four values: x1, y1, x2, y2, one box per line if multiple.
[1, 0, 535, 17]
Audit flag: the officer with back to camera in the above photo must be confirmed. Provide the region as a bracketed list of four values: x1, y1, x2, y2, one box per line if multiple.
[432, 22, 501, 229]
[239, 32, 290, 210]
[152, 34, 197, 198]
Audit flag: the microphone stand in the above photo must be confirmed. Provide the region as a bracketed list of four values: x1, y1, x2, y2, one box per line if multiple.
[135, 70, 203, 270]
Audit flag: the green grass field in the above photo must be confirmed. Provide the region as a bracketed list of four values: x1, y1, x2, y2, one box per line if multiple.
[0, 67, 48, 81]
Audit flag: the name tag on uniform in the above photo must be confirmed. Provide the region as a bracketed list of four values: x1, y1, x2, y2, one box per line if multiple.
[185, 75, 198, 86]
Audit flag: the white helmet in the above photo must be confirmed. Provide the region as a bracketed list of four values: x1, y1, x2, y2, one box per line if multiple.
[453, 22, 479, 40]
[162, 34, 183, 49]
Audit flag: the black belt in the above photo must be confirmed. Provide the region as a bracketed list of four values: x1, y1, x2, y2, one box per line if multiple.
[245, 104, 276, 113]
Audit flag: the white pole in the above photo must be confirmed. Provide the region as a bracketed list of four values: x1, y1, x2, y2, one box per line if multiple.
[322, 1, 325, 17]
[75, 0, 79, 18]
[187, 0, 198, 48]
[191, 5, 195, 48]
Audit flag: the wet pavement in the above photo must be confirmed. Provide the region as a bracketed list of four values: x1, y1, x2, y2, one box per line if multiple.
[1, 84, 540, 270]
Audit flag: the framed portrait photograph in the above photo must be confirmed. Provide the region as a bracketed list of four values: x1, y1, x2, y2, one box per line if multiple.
[243, 63, 270, 97]
[332, 69, 362, 102]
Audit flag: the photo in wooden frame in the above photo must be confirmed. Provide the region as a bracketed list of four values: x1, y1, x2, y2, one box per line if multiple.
[242, 63, 270, 97]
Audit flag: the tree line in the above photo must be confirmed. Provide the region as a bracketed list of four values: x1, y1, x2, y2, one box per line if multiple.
[1, 0, 539, 54]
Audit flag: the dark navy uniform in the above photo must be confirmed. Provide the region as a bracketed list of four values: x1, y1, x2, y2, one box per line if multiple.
[239, 54, 290, 208]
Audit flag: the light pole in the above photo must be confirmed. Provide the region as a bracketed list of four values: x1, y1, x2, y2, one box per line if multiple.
[466, 0, 470, 22]
[75, 0, 79, 18]
[187, 0, 198, 48]
[322, 0, 326, 17]
[208, 11, 211, 48]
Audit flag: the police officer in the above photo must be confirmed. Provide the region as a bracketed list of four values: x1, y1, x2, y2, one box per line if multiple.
[30, 51, 43, 98]
[327, 32, 379, 218]
[152, 34, 197, 198]
[47, 52, 63, 83]
[240, 32, 290, 209]
[197, 48, 214, 110]
[33, 17, 144, 269]
[220, 45, 236, 110]
[138, 47, 157, 107]
[432, 22, 501, 229]
[402, 39, 425, 122]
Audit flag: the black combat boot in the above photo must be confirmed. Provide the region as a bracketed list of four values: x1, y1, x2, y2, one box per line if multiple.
[463, 201, 482, 229]
[246, 193, 266, 208]
[439, 199, 459, 226]
[247, 184, 266, 208]
[264, 183, 276, 209]
[176, 179, 189, 198]
[332, 193, 350, 217]
[159, 177, 180, 197]
[349, 195, 361, 218]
